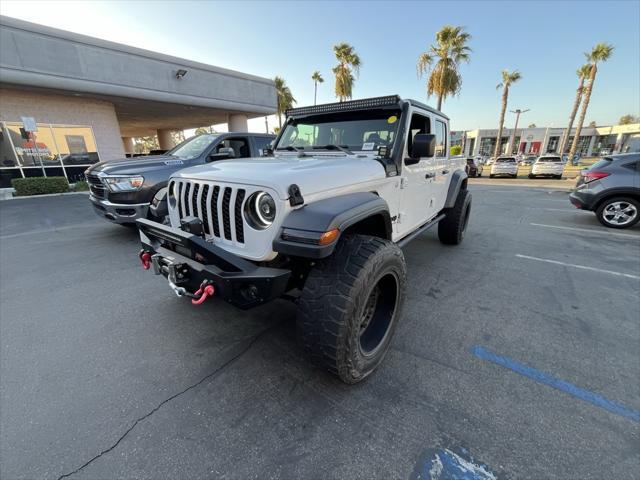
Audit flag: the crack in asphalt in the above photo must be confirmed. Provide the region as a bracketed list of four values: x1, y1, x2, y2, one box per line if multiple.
[56, 323, 277, 480]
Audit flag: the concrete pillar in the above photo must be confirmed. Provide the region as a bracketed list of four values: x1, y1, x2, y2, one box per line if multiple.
[228, 114, 248, 132]
[157, 129, 176, 150]
[122, 137, 134, 154]
[586, 136, 597, 156]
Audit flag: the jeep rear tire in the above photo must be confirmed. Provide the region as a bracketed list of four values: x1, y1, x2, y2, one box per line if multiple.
[297, 235, 406, 384]
[438, 189, 472, 245]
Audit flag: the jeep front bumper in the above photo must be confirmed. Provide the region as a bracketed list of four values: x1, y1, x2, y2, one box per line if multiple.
[136, 218, 291, 309]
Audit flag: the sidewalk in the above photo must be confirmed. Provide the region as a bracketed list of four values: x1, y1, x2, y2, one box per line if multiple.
[469, 177, 576, 191]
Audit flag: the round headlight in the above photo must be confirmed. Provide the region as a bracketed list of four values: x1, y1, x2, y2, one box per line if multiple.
[244, 191, 276, 229]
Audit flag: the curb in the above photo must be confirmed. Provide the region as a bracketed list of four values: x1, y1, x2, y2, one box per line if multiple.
[1, 191, 90, 201]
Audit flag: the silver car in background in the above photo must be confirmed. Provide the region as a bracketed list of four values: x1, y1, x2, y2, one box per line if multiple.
[490, 157, 518, 178]
[529, 155, 564, 179]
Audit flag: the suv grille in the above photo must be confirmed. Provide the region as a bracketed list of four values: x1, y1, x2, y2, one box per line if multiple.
[86, 174, 106, 198]
[173, 180, 246, 244]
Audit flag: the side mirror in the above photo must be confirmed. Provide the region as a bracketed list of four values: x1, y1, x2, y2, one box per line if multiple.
[411, 133, 436, 159]
[208, 147, 236, 162]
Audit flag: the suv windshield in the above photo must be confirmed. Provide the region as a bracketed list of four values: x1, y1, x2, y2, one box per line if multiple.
[277, 111, 401, 152]
[167, 134, 219, 160]
[496, 157, 516, 163]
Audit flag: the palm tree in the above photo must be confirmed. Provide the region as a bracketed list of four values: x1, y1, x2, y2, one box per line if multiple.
[332, 43, 361, 102]
[493, 69, 522, 158]
[417, 25, 472, 111]
[274, 76, 296, 129]
[311, 71, 324, 106]
[567, 43, 614, 160]
[559, 64, 592, 155]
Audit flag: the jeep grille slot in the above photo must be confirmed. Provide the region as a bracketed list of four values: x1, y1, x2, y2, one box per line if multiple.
[234, 189, 246, 243]
[173, 180, 246, 245]
[222, 187, 232, 240]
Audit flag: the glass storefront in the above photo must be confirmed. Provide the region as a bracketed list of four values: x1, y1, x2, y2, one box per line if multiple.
[0, 122, 100, 187]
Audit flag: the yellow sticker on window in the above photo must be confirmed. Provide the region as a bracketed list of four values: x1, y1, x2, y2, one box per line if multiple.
[387, 115, 398, 124]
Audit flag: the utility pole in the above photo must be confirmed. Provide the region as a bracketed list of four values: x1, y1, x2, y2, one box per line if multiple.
[509, 108, 529, 155]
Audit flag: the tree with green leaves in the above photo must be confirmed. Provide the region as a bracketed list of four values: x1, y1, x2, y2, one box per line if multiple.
[417, 25, 472, 111]
[311, 71, 324, 105]
[194, 126, 215, 135]
[493, 70, 522, 158]
[274, 76, 296, 129]
[619, 114, 639, 125]
[568, 43, 614, 159]
[332, 43, 361, 102]
[559, 64, 592, 154]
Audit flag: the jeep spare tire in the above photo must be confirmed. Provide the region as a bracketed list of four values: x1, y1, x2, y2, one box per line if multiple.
[297, 235, 406, 384]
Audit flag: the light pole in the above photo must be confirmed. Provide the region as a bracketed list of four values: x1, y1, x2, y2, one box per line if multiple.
[509, 108, 529, 155]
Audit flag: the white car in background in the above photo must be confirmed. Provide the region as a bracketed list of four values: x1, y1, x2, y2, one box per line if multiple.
[489, 157, 518, 178]
[529, 155, 564, 179]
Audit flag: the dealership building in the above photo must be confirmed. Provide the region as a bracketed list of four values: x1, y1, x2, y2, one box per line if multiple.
[461, 123, 640, 158]
[0, 16, 276, 187]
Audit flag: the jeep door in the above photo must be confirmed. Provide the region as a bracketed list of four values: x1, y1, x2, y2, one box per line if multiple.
[432, 118, 450, 212]
[398, 110, 439, 237]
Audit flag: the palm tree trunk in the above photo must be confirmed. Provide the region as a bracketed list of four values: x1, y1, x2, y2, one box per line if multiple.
[494, 87, 508, 158]
[568, 65, 597, 160]
[314, 81, 317, 106]
[436, 95, 443, 111]
[559, 76, 585, 154]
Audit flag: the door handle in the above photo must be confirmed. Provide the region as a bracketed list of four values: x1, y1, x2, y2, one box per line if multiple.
[442, 169, 450, 174]
[425, 173, 435, 179]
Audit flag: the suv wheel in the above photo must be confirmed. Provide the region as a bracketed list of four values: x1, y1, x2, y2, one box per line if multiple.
[596, 197, 640, 229]
[438, 189, 472, 245]
[297, 235, 406, 384]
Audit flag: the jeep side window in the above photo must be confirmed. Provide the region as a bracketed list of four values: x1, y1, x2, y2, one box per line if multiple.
[435, 120, 447, 157]
[407, 113, 431, 156]
[217, 138, 250, 158]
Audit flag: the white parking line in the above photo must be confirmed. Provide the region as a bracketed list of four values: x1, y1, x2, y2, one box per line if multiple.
[530, 222, 640, 240]
[515, 254, 640, 280]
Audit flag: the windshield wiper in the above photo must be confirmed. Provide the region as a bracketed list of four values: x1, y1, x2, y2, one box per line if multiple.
[276, 146, 304, 152]
[312, 144, 354, 155]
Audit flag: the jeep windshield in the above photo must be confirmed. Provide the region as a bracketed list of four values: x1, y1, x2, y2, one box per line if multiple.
[167, 134, 219, 160]
[276, 110, 401, 153]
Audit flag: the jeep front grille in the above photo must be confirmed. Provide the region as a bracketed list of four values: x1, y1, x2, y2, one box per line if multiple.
[172, 180, 246, 244]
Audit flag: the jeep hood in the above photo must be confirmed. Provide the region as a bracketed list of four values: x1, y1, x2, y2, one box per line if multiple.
[172, 155, 387, 199]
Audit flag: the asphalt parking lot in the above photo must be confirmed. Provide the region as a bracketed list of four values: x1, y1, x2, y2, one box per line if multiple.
[1, 186, 639, 480]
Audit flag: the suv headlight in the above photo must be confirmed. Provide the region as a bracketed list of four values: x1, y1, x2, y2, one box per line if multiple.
[244, 191, 276, 229]
[103, 175, 144, 192]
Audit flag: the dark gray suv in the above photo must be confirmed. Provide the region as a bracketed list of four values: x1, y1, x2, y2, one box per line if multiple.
[569, 153, 640, 229]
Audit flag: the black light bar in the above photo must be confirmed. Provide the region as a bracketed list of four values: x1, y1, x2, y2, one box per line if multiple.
[286, 95, 401, 117]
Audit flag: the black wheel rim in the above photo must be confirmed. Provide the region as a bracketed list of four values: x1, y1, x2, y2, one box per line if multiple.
[358, 272, 399, 356]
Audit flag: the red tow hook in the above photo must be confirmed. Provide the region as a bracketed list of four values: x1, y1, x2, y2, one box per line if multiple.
[139, 250, 152, 270]
[192, 283, 215, 305]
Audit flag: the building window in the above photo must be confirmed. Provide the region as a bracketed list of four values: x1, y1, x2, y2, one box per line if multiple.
[547, 136, 560, 153]
[0, 122, 100, 187]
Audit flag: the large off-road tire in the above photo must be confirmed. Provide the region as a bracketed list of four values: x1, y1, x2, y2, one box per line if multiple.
[297, 235, 406, 384]
[438, 188, 472, 245]
[595, 196, 640, 229]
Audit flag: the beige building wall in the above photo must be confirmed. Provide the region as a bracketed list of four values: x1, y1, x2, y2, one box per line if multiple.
[0, 88, 124, 160]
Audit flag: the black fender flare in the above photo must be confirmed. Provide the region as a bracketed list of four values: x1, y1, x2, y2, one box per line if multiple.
[149, 185, 168, 219]
[273, 192, 392, 259]
[443, 169, 468, 209]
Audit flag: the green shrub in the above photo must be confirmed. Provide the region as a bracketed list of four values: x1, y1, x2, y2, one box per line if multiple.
[12, 177, 70, 196]
[73, 180, 89, 192]
[450, 145, 462, 156]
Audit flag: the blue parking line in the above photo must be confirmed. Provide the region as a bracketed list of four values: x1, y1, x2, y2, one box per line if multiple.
[472, 345, 640, 423]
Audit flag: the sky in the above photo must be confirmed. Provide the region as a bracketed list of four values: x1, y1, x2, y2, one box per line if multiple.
[2, 0, 639, 134]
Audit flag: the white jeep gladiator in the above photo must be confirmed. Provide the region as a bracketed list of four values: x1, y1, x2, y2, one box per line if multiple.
[137, 95, 471, 383]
